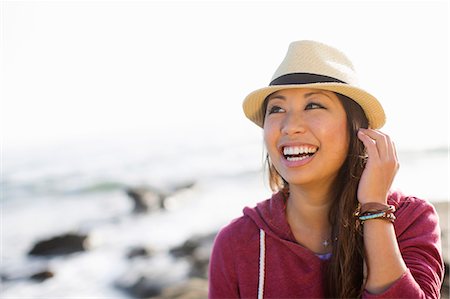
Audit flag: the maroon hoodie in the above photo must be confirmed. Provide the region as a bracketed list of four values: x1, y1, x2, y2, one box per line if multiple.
[209, 191, 444, 298]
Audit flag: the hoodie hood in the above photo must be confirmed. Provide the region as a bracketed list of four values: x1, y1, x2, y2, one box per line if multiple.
[243, 191, 294, 242]
[243, 191, 327, 264]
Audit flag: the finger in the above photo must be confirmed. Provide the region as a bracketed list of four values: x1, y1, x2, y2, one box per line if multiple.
[371, 130, 397, 165]
[380, 131, 397, 163]
[391, 140, 400, 171]
[362, 129, 399, 176]
[359, 129, 389, 159]
[357, 129, 380, 160]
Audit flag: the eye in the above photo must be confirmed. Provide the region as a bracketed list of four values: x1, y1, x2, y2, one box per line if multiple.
[305, 102, 325, 110]
[267, 105, 285, 115]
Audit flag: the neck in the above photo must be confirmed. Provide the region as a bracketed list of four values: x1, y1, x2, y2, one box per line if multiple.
[287, 185, 333, 229]
[285, 184, 334, 253]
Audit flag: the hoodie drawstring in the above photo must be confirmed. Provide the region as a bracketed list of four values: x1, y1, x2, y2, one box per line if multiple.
[258, 229, 266, 299]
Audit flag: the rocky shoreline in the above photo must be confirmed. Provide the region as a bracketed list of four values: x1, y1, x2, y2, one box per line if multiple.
[2, 186, 448, 298]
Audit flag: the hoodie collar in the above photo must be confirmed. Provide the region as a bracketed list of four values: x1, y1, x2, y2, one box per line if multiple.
[243, 191, 295, 242]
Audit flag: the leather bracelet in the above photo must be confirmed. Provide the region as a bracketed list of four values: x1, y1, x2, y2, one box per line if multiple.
[354, 202, 396, 224]
[355, 202, 395, 216]
[359, 202, 395, 215]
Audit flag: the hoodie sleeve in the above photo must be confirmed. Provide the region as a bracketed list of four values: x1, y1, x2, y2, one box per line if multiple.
[363, 196, 444, 299]
[209, 222, 240, 299]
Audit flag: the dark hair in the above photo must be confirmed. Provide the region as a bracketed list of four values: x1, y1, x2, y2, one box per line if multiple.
[262, 92, 368, 298]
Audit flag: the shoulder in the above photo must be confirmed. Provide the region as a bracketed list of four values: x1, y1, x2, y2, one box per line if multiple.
[213, 214, 259, 250]
[213, 195, 277, 248]
[209, 213, 260, 280]
[387, 191, 445, 297]
[388, 190, 440, 237]
[389, 190, 437, 218]
[389, 190, 432, 208]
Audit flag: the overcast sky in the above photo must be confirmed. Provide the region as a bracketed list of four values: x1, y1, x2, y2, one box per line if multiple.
[1, 0, 449, 151]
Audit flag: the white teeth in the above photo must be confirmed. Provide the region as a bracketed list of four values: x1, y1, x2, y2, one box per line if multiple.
[286, 156, 310, 162]
[283, 146, 318, 156]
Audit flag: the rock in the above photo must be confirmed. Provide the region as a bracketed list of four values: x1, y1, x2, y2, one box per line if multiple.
[1, 263, 54, 283]
[189, 244, 212, 279]
[125, 187, 166, 214]
[167, 181, 196, 194]
[115, 255, 190, 298]
[169, 233, 216, 259]
[29, 270, 54, 282]
[169, 232, 217, 279]
[125, 182, 197, 214]
[28, 233, 89, 256]
[124, 276, 164, 298]
[127, 246, 155, 259]
[117, 231, 213, 298]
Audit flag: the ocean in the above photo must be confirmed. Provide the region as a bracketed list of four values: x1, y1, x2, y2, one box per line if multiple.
[1, 133, 448, 297]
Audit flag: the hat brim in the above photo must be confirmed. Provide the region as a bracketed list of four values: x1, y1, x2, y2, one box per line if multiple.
[242, 83, 386, 129]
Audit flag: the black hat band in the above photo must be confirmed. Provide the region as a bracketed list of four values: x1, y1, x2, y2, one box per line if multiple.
[270, 73, 346, 86]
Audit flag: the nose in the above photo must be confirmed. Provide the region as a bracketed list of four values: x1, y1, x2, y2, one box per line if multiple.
[281, 112, 307, 135]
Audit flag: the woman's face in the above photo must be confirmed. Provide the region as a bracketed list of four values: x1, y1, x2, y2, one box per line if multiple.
[263, 88, 349, 189]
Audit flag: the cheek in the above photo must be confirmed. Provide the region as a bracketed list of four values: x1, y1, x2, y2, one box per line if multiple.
[263, 121, 273, 142]
[326, 120, 349, 157]
[263, 123, 280, 155]
[263, 128, 274, 150]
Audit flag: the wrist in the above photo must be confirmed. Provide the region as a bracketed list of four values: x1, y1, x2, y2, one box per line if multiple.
[355, 202, 396, 225]
[358, 197, 388, 205]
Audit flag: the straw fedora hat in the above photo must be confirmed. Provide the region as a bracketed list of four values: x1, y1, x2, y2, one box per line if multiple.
[242, 40, 385, 129]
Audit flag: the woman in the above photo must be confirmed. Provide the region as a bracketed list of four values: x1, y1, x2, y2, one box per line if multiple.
[208, 40, 444, 298]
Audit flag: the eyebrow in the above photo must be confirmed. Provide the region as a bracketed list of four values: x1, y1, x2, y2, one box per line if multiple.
[304, 91, 333, 100]
[267, 91, 332, 102]
[267, 94, 286, 102]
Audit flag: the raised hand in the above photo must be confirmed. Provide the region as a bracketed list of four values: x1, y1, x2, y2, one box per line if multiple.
[356, 129, 399, 204]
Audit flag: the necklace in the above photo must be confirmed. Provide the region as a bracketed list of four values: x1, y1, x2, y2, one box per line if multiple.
[322, 236, 337, 247]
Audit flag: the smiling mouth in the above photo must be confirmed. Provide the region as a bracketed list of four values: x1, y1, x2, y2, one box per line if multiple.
[282, 145, 318, 162]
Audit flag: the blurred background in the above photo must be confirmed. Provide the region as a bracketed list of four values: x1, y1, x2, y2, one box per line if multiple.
[1, 0, 448, 298]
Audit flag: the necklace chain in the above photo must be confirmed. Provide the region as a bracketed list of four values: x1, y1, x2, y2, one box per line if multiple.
[322, 236, 337, 247]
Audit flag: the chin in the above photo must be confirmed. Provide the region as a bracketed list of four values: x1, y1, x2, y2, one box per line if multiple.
[281, 174, 315, 187]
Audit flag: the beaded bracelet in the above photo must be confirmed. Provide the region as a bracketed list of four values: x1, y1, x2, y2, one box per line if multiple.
[358, 211, 396, 224]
